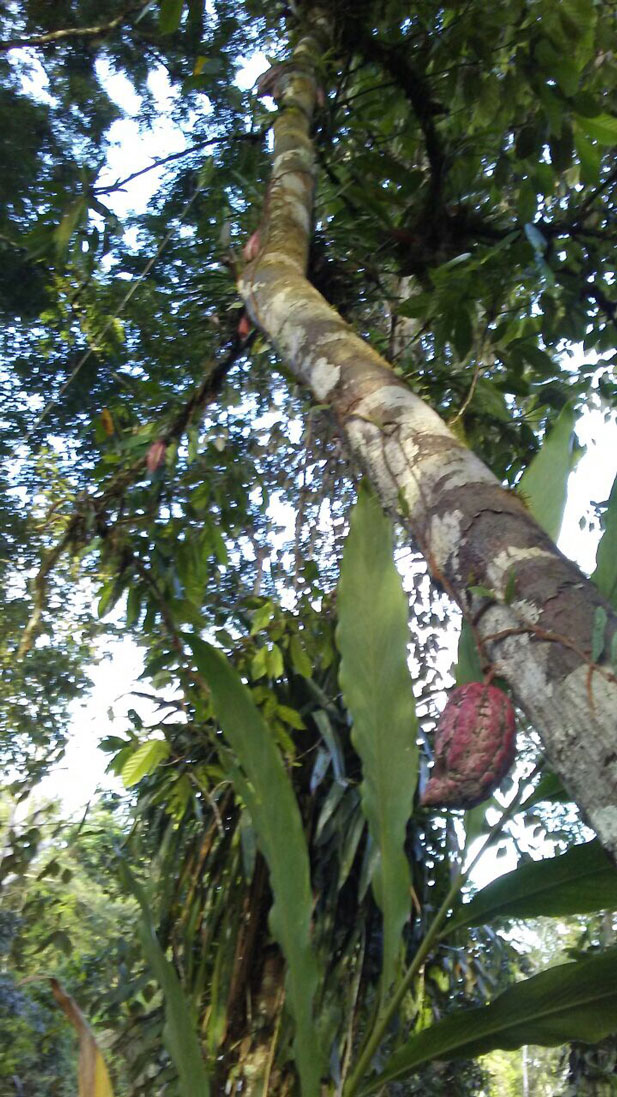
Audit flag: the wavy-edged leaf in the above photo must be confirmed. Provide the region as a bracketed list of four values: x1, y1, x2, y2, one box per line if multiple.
[336, 485, 417, 1001]
[359, 949, 617, 1096]
[592, 471, 617, 607]
[50, 978, 115, 1097]
[448, 840, 617, 932]
[121, 739, 170, 788]
[518, 404, 578, 540]
[187, 637, 322, 1097]
[120, 866, 210, 1097]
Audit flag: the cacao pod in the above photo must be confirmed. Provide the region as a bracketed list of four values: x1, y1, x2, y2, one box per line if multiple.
[421, 682, 516, 809]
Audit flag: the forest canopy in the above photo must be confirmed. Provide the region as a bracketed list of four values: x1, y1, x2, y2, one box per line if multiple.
[3, 0, 617, 1094]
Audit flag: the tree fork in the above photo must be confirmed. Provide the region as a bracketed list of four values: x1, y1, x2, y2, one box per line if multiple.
[239, 10, 617, 858]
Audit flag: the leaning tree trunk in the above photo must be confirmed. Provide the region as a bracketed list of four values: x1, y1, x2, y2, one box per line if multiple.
[238, 11, 617, 859]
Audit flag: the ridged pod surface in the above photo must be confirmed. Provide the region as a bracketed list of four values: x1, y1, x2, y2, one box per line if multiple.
[421, 682, 516, 809]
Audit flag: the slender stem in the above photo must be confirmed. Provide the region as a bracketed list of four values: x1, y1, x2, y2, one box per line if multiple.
[342, 870, 464, 1097]
[343, 771, 537, 1097]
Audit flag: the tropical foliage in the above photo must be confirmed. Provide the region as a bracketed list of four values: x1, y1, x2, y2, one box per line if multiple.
[3, 0, 617, 1094]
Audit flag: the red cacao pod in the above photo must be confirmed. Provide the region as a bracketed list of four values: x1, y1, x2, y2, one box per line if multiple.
[421, 682, 516, 809]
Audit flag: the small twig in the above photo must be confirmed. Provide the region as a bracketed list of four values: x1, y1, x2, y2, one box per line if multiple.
[0, 3, 140, 51]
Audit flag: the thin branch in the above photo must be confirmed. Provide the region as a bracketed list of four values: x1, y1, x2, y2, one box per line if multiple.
[0, 4, 140, 52]
[93, 127, 269, 196]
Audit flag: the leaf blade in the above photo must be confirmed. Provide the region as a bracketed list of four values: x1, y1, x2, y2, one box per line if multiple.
[336, 485, 418, 1000]
[447, 840, 617, 932]
[518, 404, 578, 540]
[360, 950, 617, 1095]
[188, 638, 322, 1097]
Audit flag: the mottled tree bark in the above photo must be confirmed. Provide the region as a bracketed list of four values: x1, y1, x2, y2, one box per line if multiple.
[239, 13, 617, 858]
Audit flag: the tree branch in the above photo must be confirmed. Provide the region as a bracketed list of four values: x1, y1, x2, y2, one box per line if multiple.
[0, 5, 140, 52]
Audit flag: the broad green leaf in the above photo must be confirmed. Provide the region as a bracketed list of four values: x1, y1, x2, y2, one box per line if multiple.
[121, 739, 170, 788]
[518, 404, 577, 540]
[187, 638, 322, 1097]
[54, 196, 88, 258]
[359, 950, 617, 1095]
[120, 867, 210, 1097]
[447, 841, 617, 932]
[159, 0, 184, 33]
[50, 978, 115, 1097]
[290, 634, 313, 677]
[591, 471, 617, 607]
[276, 703, 306, 730]
[336, 485, 417, 1002]
[574, 127, 601, 184]
[575, 113, 617, 146]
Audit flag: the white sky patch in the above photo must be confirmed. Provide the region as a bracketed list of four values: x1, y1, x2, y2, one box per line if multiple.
[34, 639, 147, 816]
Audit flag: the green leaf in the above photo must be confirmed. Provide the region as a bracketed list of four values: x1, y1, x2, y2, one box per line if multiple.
[121, 740, 171, 788]
[455, 620, 484, 685]
[187, 638, 322, 1097]
[250, 645, 268, 680]
[250, 601, 274, 633]
[276, 703, 306, 730]
[359, 950, 617, 1095]
[120, 866, 210, 1097]
[591, 471, 617, 607]
[266, 643, 284, 678]
[54, 196, 88, 258]
[447, 841, 617, 932]
[336, 484, 417, 1001]
[518, 404, 577, 540]
[592, 605, 608, 662]
[159, 0, 184, 33]
[97, 579, 121, 619]
[574, 127, 601, 185]
[575, 113, 617, 146]
[290, 634, 313, 678]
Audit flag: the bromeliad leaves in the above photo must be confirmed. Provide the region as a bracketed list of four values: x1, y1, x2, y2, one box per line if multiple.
[358, 949, 617, 1096]
[120, 866, 211, 1097]
[187, 637, 323, 1097]
[336, 485, 418, 1003]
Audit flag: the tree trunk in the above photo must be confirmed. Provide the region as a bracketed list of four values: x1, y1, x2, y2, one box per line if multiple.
[239, 12, 617, 860]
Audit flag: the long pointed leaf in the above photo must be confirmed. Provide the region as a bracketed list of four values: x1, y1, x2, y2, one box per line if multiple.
[592, 470, 617, 607]
[336, 485, 418, 1000]
[518, 404, 578, 540]
[50, 979, 114, 1097]
[120, 866, 210, 1097]
[448, 840, 617, 932]
[359, 949, 617, 1095]
[188, 637, 322, 1097]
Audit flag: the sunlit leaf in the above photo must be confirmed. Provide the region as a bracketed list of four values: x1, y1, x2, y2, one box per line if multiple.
[120, 868, 210, 1097]
[187, 638, 323, 1097]
[448, 840, 617, 932]
[518, 404, 578, 540]
[336, 484, 417, 1002]
[360, 950, 617, 1095]
[591, 471, 617, 607]
[121, 739, 170, 788]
